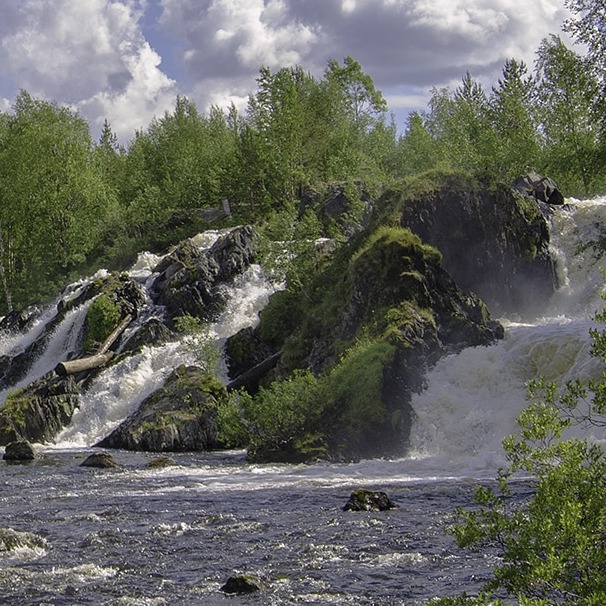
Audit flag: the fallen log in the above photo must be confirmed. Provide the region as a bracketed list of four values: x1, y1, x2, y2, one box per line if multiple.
[98, 314, 134, 354]
[55, 314, 133, 376]
[55, 351, 115, 376]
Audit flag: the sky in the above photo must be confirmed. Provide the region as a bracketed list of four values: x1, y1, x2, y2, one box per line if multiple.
[0, 0, 574, 144]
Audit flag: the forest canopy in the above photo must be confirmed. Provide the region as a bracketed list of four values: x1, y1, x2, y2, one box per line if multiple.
[0, 14, 603, 313]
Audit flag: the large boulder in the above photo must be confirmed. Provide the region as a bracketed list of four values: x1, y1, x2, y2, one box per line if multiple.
[3, 440, 36, 461]
[0, 373, 80, 445]
[393, 175, 556, 316]
[226, 224, 503, 462]
[96, 365, 227, 452]
[150, 226, 257, 322]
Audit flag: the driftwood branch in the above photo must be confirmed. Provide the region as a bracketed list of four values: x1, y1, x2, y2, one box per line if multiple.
[55, 314, 133, 377]
[227, 350, 282, 391]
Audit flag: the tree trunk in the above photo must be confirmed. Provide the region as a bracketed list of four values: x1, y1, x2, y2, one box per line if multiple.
[55, 314, 133, 376]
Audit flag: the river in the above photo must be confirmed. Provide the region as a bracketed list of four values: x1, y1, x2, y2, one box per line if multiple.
[1, 198, 606, 604]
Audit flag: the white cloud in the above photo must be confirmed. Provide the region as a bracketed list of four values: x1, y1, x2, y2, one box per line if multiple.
[0, 0, 573, 141]
[0, 0, 177, 142]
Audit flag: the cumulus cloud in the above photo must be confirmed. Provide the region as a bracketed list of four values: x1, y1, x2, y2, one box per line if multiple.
[0, 0, 572, 141]
[159, 0, 571, 122]
[0, 0, 177, 141]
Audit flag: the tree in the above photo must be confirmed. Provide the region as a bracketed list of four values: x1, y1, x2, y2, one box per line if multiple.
[324, 56, 388, 129]
[396, 111, 442, 176]
[425, 73, 498, 177]
[534, 35, 601, 194]
[0, 91, 117, 309]
[489, 59, 540, 182]
[435, 304, 606, 605]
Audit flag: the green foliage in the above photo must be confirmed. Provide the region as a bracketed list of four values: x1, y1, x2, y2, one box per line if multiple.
[323, 338, 396, 449]
[257, 202, 327, 295]
[83, 294, 122, 353]
[442, 306, 606, 605]
[225, 370, 326, 461]
[173, 314, 222, 376]
[359, 225, 441, 263]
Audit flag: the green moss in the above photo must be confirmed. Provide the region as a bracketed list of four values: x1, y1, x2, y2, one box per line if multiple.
[382, 302, 436, 347]
[258, 290, 303, 344]
[83, 293, 122, 352]
[0, 389, 29, 434]
[324, 338, 396, 447]
[351, 226, 442, 268]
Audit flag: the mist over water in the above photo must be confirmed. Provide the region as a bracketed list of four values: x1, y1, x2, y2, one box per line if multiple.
[409, 196, 606, 473]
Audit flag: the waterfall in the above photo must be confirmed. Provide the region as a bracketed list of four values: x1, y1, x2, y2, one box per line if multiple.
[3, 200, 606, 462]
[408, 196, 606, 471]
[55, 263, 276, 447]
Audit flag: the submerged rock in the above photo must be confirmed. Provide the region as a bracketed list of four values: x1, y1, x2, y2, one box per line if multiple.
[343, 489, 398, 512]
[0, 527, 46, 552]
[80, 452, 121, 469]
[146, 456, 176, 468]
[3, 440, 36, 461]
[220, 574, 263, 594]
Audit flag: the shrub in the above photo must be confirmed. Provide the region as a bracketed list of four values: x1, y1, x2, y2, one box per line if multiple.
[436, 305, 606, 605]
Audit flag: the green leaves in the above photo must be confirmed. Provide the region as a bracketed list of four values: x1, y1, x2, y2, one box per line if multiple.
[444, 308, 606, 604]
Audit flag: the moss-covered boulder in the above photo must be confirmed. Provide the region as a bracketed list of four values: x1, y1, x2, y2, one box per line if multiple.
[96, 365, 227, 452]
[386, 174, 556, 316]
[226, 219, 503, 462]
[0, 374, 80, 445]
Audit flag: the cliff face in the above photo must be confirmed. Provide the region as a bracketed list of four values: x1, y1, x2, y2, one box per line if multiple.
[392, 176, 556, 316]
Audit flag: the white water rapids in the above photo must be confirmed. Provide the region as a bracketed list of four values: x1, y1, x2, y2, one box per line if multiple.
[2, 199, 606, 475]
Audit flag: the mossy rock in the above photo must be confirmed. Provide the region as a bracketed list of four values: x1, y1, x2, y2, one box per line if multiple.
[96, 365, 227, 452]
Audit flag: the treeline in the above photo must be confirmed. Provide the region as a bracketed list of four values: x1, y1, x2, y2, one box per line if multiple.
[0, 15, 603, 312]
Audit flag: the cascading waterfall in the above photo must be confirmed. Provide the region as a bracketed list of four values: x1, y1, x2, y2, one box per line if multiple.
[408, 196, 606, 472]
[2, 200, 606, 467]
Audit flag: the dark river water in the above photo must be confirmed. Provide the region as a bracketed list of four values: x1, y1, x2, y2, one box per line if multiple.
[0, 449, 504, 606]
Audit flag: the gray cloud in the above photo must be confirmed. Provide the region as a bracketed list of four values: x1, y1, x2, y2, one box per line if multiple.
[0, 0, 572, 141]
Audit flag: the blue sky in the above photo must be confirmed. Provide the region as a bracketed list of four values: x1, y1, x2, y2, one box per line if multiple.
[0, 0, 572, 144]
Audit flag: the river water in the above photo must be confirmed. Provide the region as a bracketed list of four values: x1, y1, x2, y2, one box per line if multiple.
[2, 199, 606, 605]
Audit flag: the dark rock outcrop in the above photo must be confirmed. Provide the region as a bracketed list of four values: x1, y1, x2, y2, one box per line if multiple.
[343, 489, 398, 511]
[220, 575, 263, 594]
[394, 176, 556, 316]
[512, 171, 565, 206]
[300, 182, 373, 238]
[3, 440, 36, 461]
[120, 318, 176, 355]
[150, 226, 256, 322]
[0, 374, 80, 445]
[96, 365, 227, 452]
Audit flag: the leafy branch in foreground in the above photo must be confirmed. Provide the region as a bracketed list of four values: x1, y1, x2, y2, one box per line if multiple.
[431, 306, 606, 605]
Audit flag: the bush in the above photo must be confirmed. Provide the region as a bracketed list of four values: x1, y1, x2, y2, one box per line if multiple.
[83, 293, 122, 353]
[221, 370, 326, 462]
